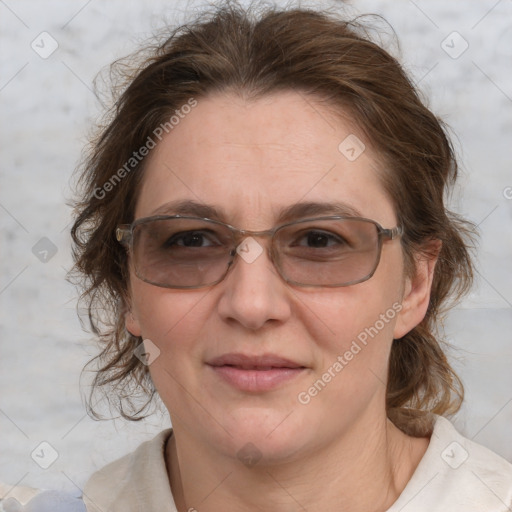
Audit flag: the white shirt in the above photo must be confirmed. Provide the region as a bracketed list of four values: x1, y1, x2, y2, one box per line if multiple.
[82, 415, 512, 511]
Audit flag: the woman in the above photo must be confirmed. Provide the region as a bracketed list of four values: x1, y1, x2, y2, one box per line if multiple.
[67, 2, 512, 511]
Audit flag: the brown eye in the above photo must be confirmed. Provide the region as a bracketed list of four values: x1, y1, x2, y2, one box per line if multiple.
[287, 227, 349, 251]
[298, 230, 345, 248]
[163, 230, 222, 249]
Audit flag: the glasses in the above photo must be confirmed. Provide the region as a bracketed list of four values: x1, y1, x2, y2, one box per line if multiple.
[116, 215, 403, 289]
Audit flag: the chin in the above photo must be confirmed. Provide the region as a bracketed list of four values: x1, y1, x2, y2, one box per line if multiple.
[205, 407, 315, 465]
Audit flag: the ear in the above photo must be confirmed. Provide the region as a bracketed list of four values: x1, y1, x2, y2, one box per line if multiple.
[124, 297, 142, 337]
[393, 240, 441, 339]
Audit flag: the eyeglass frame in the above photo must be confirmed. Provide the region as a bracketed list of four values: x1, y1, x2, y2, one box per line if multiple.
[116, 214, 403, 289]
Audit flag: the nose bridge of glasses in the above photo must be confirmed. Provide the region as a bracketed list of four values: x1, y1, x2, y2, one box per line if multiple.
[229, 224, 279, 249]
[226, 225, 281, 270]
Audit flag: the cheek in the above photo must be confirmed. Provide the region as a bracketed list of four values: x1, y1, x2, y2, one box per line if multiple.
[129, 285, 217, 408]
[295, 264, 405, 402]
[130, 282, 211, 356]
[298, 284, 400, 349]
[296, 291, 402, 416]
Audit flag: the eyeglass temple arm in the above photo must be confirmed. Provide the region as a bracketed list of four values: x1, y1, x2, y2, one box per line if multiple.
[116, 225, 131, 244]
[383, 226, 403, 240]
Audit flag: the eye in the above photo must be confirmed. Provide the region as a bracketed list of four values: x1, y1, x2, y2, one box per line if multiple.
[294, 230, 347, 249]
[164, 230, 222, 248]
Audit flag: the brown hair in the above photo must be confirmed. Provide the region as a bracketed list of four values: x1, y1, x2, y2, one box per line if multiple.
[70, 0, 476, 435]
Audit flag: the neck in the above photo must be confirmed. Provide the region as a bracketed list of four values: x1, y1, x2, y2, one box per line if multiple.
[166, 413, 430, 512]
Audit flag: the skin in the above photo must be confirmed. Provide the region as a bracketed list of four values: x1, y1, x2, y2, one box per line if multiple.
[125, 91, 438, 512]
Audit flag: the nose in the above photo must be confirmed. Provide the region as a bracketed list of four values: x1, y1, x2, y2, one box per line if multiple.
[216, 237, 292, 330]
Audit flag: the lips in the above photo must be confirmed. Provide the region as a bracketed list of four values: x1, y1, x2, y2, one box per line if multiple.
[206, 353, 307, 392]
[207, 353, 305, 370]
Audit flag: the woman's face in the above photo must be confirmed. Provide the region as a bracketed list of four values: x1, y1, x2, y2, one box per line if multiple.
[126, 91, 426, 462]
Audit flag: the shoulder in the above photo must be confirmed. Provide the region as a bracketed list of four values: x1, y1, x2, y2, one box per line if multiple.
[83, 428, 177, 512]
[389, 416, 512, 511]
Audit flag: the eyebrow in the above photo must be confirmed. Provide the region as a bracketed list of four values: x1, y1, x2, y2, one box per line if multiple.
[149, 199, 364, 224]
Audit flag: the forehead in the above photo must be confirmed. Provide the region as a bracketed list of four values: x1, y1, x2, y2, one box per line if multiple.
[135, 91, 396, 227]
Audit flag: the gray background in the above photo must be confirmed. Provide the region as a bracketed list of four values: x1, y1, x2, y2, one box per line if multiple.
[1, 0, 511, 495]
